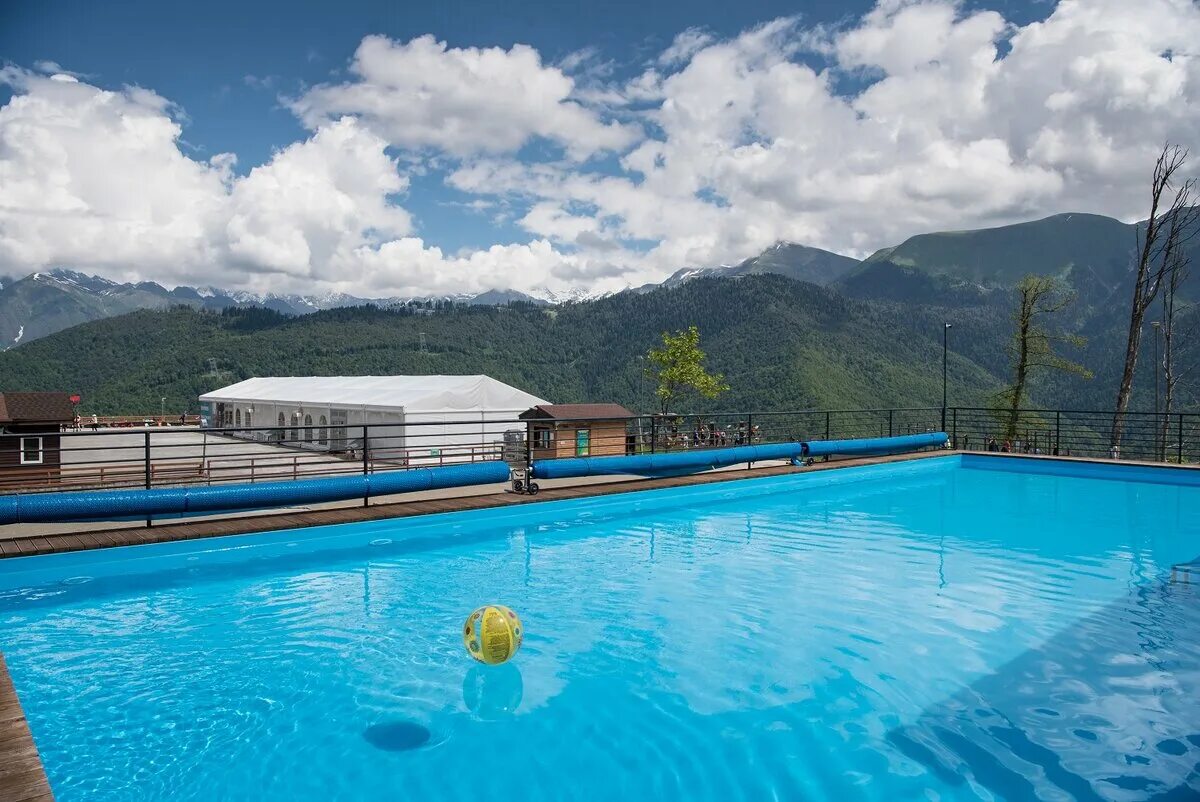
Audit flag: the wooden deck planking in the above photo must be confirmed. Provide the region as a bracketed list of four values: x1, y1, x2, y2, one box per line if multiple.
[0, 450, 951, 560]
[0, 654, 54, 801]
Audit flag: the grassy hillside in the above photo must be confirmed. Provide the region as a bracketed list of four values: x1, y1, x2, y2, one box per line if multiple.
[663, 243, 859, 288]
[849, 213, 1136, 293]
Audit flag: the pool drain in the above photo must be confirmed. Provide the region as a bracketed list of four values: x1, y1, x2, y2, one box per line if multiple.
[363, 721, 431, 752]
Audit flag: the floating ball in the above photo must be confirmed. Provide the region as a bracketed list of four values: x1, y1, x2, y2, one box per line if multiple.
[463, 605, 523, 665]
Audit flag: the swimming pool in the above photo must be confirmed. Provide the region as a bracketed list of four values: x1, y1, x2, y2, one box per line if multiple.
[1, 454, 1198, 800]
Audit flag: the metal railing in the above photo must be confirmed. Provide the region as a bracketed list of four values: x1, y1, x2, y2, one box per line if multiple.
[0, 405, 1194, 501]
[947, 407, 1200, 464]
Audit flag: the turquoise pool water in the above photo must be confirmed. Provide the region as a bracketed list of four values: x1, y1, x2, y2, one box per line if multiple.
[1, 455, 1198, 800]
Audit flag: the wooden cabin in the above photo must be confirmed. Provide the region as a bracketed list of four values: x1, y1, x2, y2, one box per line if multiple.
[0, 392, 75, 478]
[519, 403, 634, 460]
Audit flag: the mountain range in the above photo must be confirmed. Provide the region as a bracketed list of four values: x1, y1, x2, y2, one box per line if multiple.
[4, 210, 1183, 351]
[0, 270, 561, 349]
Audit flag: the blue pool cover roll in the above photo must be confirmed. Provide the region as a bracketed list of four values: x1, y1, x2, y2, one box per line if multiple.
[532, 432, 947, 480]
[0, 461, 512, 525]
[805, 431, 948, 457]
[532, 441, 809, 479]
[0, 435, 945, 525]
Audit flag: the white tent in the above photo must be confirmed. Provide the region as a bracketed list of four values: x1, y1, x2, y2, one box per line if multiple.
[199, 375, 548, 463]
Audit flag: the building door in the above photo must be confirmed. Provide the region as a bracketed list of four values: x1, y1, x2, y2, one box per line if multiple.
[575, 428, 590, 456]
[330, 409, 348, 451]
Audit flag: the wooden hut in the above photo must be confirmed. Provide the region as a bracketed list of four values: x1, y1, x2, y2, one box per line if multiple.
[519, 403, 634, 460]
[0, 392, 75, 478]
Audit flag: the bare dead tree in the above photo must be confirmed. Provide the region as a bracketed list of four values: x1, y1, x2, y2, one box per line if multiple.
[1111, 144, 1198, 451]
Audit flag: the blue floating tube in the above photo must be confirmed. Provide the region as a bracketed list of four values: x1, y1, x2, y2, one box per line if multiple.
[533, 432, 947, 480]
[534, 441, 808, 480]
[0, 461, 512, 525]
[804, 432, 947, 458]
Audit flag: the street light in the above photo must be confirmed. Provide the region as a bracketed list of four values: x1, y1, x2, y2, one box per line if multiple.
[942, 323, 952, 432]
[1151, 321, 1162, 460]
[1150, 321, 1161, 416]
[160, 397, 166, 418]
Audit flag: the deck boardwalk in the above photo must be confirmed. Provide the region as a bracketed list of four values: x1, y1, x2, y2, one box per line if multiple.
[0, 654, 54, 802]
[0, 451, 953, 560]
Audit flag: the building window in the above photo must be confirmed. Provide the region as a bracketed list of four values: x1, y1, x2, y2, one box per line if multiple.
[235, 408, 242, 428]
[318, 415, 328, 446]
[277, 412, 285, 442]
[245, 411, 252, 429]
[19, 436, 43, 465]
[304, 414, 313, 443]
[533, 427, 552, 449]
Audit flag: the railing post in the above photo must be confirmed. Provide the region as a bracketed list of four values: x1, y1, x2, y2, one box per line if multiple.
[1055, 411, 1061, 456]
[650, 416, 657, 454]
[746, 413, 754, 469]
[362, 424, 369, 507]
[1178, 414, 1185, 464]
[888, 409, 894, 438]
[952, 408, 958, 448]
[825, 411, 831, 441]
[143, 429, 152, 528]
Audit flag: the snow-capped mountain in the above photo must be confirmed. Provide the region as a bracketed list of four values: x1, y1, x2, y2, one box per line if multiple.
[661, 242, 860, 289]
[0, 269, 550, 349]
[0, 244, 863, 350]
[527, 285, 614, 304]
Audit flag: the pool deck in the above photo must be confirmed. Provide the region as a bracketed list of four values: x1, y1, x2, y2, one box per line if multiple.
[0, 654, 54, 802]
[4, 448, 1196, 562]
[0, 451, 956, 561]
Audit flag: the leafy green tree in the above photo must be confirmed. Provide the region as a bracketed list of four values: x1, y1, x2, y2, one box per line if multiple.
[996, 275, 1092, 440]
[644, 325, 729, 414]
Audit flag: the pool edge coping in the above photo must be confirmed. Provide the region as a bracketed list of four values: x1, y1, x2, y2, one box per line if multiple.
[0, 450, 957, 561]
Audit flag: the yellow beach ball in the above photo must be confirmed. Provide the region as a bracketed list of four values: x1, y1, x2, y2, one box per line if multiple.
[463, 605, 523, 665]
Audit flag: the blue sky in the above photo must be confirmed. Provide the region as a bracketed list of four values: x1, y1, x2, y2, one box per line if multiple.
[3, 0, 882, 252]
[0, 0, 1193, 297]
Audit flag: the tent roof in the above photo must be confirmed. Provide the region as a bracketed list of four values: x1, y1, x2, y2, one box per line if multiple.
[199, 375, 548, 413]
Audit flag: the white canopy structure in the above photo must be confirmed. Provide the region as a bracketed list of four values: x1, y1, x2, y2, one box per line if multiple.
[199, 375, 548, 462]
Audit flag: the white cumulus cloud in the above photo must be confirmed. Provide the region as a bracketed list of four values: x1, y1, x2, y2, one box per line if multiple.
[469, 0, 1200, 277]
[3, 0, 1200, 298]
[290, 34, 640, 159]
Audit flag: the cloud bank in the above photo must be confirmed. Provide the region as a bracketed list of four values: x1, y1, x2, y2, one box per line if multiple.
[1, 0, 1198, 297]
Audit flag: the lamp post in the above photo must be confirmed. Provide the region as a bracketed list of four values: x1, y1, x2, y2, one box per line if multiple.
[1151, 321, 1161, 460]
[942, 323, 952, 432]
[160, 397, 166, 419]
[1151, 321, 1161, 415]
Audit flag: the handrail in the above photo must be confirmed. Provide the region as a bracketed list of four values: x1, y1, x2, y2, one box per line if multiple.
[0, 406, 1194, 500]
